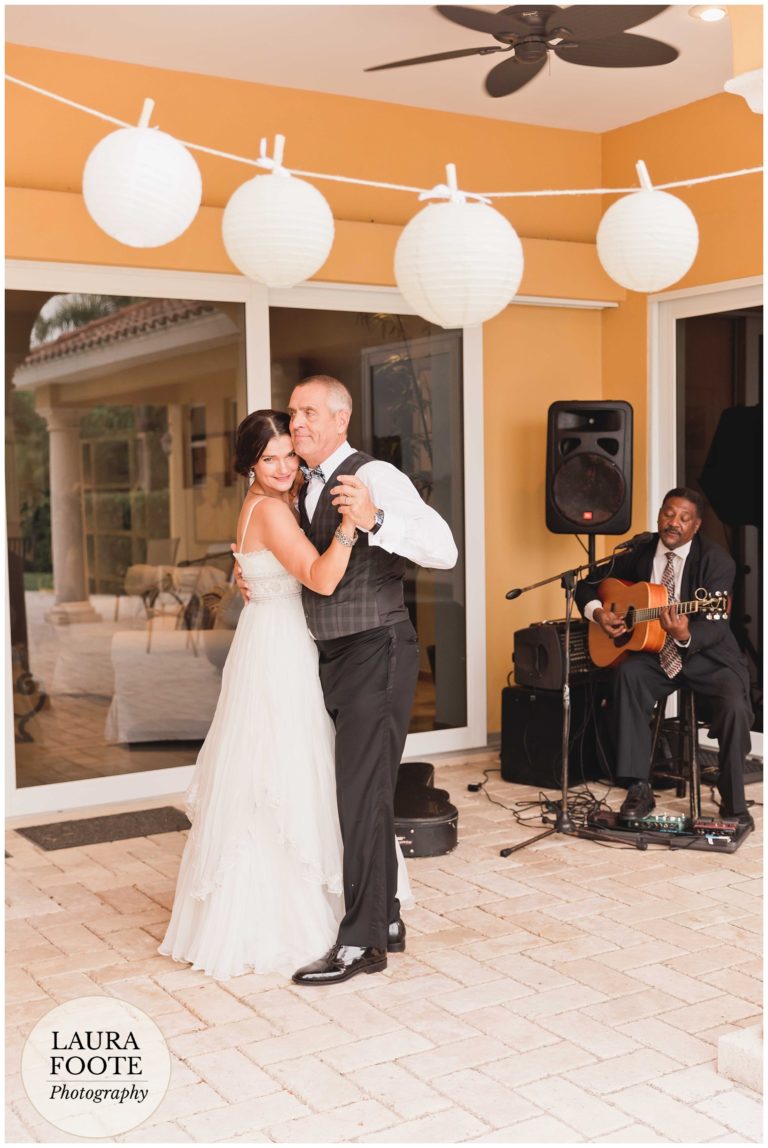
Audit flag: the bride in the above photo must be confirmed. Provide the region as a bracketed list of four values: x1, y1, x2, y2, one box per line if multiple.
[160, 409, 411, 980]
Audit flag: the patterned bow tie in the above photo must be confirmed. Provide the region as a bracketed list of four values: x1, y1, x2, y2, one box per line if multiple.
[300, 464, 325, 482]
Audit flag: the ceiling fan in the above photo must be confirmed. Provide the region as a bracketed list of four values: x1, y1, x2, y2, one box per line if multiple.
[365, 5, 679, 97]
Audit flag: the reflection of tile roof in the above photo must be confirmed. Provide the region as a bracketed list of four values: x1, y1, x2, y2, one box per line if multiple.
[23, 299, 218, 365]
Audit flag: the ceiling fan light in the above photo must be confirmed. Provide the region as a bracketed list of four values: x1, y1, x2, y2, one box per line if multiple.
[222, 171, 334, 288]
[688, 6, 727, 22]
[596, 188, 699, 294]
[394, 201, 524, 328]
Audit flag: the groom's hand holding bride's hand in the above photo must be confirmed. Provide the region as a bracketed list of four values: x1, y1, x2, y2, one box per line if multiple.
[331, 475, 376, 531]
[230, 544, 250, 604]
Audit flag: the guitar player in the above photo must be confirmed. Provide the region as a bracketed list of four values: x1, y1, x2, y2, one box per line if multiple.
[575, 488, 754, 828]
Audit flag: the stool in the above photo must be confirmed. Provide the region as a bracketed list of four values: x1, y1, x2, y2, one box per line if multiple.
[650, 688, 702, 820]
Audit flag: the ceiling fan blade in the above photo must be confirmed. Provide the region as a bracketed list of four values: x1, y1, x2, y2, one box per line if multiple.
[554, 32, 679, 68]
[365, 45, 506, 72]
[485, 54, 547, 97]
[546, 6, 668, 41]
[435, 4, 534, 37]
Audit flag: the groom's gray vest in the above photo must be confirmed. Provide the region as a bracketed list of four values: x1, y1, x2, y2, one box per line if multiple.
[299, 451, 409, 640]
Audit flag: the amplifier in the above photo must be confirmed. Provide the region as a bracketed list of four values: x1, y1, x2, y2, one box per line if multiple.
[501, 684, 609, 788]
[513, 618, 593, 690]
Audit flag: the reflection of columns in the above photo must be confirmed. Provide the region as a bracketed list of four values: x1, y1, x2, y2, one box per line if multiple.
[166, 403, 185, 552]
[39, 406, 102, 625]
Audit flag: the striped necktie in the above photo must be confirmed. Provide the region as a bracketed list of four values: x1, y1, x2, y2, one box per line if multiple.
[660, 550, 683, 678]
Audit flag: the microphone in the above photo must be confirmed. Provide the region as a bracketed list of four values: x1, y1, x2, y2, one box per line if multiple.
[505, 587, 522, 600]
[615, 531, 654, 552]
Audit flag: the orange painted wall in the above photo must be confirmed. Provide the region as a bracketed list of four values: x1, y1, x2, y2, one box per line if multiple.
[5, 43, 763, 735]
[601, 93, 762, 537]
[6, 43, 602, 239]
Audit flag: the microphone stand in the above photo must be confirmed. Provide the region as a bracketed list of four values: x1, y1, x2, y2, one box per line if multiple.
[499, 546, 625, 857]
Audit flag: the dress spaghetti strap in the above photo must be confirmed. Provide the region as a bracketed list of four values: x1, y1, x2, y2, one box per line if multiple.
[237, 495, 266, 552]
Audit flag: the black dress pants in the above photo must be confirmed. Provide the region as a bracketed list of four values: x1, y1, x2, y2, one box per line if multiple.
[316, 619, 420, 950]
[611, 651, 752, 814]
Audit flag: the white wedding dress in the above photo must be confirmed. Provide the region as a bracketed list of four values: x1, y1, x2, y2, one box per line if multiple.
[160, 523, 412, 981]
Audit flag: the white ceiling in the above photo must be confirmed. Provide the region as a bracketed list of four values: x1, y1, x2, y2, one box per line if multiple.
[6, 4, 736, 132]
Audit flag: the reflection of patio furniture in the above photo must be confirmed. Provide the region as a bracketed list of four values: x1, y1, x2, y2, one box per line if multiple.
[176, 549, 234, 632]
[115, 537, 181, 626]
[105, 568, 238, 742]
[105, 629, 230, 742]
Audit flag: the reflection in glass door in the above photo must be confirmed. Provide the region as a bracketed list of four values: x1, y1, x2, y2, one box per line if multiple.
[269, 307, 466, 733]
[6, 291, 247, 789]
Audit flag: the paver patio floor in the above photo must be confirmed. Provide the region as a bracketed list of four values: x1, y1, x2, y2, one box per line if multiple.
[6, 753, 763, 1143]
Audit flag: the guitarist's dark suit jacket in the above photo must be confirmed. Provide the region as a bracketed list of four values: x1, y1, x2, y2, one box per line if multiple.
[576, 533, 752, 814]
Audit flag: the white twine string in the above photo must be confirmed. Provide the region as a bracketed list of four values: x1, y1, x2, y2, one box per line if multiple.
[6, 73, 763, 199]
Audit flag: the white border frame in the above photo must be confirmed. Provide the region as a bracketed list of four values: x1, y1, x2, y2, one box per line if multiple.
[5, 264, 488, 814]
[648, 274, 763, 758]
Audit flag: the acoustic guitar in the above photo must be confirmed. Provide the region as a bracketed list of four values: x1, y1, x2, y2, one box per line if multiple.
[588, 578, 728, 669]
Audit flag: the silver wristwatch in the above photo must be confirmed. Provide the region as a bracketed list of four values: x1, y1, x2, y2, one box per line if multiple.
[370, 508, 385, 535]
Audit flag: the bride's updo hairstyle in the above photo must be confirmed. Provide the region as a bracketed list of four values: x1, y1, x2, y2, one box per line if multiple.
[233, 409, 292, 477]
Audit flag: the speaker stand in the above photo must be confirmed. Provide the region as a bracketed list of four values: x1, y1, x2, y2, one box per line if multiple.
[500, 570, 578, 856]
[502, 544, 622, 857]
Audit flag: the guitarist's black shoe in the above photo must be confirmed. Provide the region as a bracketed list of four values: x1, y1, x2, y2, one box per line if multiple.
[720, 806, 755, 831]
[619, 781, 655, 819]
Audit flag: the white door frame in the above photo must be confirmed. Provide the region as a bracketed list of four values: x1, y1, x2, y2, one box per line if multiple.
[648, 274, 763, 757]
[5, 262, 487, 815]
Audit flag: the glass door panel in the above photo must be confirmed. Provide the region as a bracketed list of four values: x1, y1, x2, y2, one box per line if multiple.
[6, 290, 247, 787]
[269, 307, 466, 732]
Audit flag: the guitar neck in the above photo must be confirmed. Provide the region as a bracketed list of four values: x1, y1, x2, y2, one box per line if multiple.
[634, 599, 702, 622]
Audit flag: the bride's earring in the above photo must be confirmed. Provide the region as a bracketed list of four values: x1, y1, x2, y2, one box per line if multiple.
[247, 468, 255, 485]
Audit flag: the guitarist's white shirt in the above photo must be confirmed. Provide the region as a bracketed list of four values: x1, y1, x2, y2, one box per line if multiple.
[650, 538, 693, 603]
[584, 538, 694, 647]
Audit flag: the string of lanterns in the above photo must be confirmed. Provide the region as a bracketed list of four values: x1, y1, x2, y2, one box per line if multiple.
[8, 74, 762, 329]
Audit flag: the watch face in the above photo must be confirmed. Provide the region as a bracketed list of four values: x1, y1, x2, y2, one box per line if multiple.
[372, 509, 384, 534]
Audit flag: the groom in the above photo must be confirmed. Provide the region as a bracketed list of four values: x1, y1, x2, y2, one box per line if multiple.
[284, 374, 457, 984]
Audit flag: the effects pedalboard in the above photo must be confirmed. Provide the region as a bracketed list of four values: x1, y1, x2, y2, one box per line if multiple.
[584, 810, 749, 852]
[620, 813, 740, 842]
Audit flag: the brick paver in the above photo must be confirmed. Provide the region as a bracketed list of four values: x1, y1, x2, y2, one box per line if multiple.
[4, 755, 762, 1143]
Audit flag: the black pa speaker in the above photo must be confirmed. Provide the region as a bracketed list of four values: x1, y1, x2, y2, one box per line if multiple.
[546, 400, 633, 534]
[500, 685, 609, 788]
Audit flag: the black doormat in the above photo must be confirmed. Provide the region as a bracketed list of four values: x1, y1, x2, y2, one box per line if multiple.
[15, 806, 191, 852]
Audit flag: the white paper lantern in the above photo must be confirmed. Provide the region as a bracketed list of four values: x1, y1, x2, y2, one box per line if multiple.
[596, 161, 699, 293]
[82, 99, 202, 248]
[222, 169, 334, 288]
[394, 168, 524, 328]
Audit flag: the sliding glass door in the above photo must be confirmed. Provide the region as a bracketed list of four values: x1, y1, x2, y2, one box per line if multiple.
[5, 267, 484, 816]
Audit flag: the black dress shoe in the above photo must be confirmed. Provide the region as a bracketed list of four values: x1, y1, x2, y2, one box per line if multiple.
[387, 918, 406, 953]
[619, 780, 656, 819]
[720, 807, 755, 831]
[292, 944, 387, 986]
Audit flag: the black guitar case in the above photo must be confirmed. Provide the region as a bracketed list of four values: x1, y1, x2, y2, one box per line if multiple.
[394, 761, 458, 857]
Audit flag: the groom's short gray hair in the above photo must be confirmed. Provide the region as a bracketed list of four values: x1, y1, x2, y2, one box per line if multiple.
[297, 374, 353, 414]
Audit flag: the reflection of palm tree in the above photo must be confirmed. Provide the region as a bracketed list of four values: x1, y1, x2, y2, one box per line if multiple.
[32, 294, 143, 346]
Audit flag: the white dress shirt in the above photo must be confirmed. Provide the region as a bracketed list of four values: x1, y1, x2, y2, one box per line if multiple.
[583, 537, 693, 646]
[303, 441, 458, 570]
